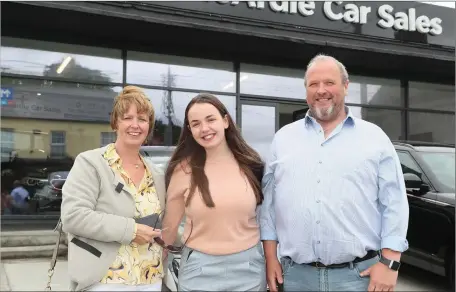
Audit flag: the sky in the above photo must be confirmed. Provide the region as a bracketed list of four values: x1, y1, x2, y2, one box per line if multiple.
[421, 1, 455, 8]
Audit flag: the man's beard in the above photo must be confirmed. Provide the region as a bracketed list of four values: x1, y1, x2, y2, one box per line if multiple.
[310, 102, 342, 121]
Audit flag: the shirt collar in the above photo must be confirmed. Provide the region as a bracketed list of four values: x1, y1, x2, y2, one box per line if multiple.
[103, 143, 121, 167]
[102, 143, 153, 188]
[304, 106, 355, 128]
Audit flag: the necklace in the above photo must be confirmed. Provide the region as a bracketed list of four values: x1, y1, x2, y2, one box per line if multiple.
[123, 162, 141, 169]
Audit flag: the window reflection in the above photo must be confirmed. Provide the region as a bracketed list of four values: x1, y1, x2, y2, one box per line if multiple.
[127, 51, 236, 93]
[241, 104, 276, 160]
[347, 76, 402, 106]
[0, 77, 121, 160]
[349, 106, 403, 140]
[278, 103, 308, 129]
[1, 37, 123, 83]
[1, 77, 121, 216]
[408, 112, 455, 144]
[409, 82, 455, 111]
[1, 77, 120, 123]
[140, 89, 236, 146]
[241, 63, 304, 99]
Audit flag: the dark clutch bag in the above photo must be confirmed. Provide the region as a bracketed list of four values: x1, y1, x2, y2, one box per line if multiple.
[135, 213, 162, 229]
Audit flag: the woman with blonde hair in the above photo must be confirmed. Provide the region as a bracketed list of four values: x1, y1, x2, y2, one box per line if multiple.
[61, 86, 167, 291]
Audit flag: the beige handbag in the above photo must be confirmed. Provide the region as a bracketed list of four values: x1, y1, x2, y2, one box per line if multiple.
[45, 218, 63, 291]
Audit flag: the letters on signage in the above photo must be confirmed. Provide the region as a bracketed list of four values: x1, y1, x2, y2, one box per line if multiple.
[215, 1, 443, 35]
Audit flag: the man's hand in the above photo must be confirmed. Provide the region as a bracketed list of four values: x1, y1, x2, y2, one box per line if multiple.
[266, 257, 283, 292]
[132, 224, 162, 245]
[360, 262, 398, 291]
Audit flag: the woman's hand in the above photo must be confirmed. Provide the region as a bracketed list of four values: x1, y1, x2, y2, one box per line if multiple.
[132, 224, 163, 245]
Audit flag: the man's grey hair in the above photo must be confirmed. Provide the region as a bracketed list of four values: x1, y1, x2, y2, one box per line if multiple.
[304, 54, 349, 86]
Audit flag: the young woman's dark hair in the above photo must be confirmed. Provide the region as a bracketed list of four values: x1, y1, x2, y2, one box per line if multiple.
[165, 93, 264, 208]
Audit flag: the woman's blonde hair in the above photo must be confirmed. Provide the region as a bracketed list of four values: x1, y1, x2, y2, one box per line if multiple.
[110, 86, 155, 137]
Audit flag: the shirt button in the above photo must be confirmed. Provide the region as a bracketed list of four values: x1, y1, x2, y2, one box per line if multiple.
[317, 241, 321, 244]
[317, 179, 320, 183]
[316, 200, 321, 203]
[319, 161, 322, 164]
[316, 220, 320, 224]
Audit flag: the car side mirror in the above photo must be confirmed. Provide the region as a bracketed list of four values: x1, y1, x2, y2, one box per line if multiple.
[404, 173, 430, 195]
[419, 184, 430, 194]
[404, 173, 422, 189]
[48, 171, 69, 191]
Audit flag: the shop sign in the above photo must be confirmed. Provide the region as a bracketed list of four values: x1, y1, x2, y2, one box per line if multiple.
[216, 1, 444, 35]
[1, 88, 113, 122]
[1, 87, 15, 106]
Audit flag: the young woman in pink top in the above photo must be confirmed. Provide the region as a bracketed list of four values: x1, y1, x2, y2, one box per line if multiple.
[159, 93, 266, 291]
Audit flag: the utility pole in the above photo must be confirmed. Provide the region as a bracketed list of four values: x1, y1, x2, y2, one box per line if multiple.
[162, 66, 176, 145]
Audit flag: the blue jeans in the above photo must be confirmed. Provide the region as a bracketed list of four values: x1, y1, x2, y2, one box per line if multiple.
[281, 255, 380, 291]
[178, 243, 266, 291]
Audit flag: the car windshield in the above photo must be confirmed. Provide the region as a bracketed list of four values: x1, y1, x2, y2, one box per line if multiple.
[419, 151, 455, 193]
[140, 146, 174, 172]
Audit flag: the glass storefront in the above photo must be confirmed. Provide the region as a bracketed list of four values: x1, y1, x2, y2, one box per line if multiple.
[1, 37, 454, 222]
[1, 37, 123, 83]
[347, 76, 403, 106]
[349, 106, 403, 140]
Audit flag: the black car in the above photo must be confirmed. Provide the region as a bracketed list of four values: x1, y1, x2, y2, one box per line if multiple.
[393, 141, 455, 289]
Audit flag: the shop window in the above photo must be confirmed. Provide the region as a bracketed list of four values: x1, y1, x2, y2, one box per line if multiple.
[348, 106, 403, 140]
[1, 76, 121, 217]
[100, 132, 117, 147]
[1, 37, 123, 84]
[127, 51, 235, 93]
[241, 104, 276, 160]
[137, 89, 236, 146]
[50, 131, 66, 158]
[347, 76, 402, 107]
[1, 128, 15, 162]
[409, 82, 455, 112]
[240, 63, 304, 99]
[1, 77, 121, 123]
[408, 112, 455, 144]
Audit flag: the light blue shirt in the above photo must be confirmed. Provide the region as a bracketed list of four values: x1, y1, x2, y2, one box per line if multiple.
[11, 186, 29, 208]
[260, 108, 409, 265]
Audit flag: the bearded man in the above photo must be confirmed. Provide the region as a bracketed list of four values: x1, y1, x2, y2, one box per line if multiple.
[260, 54, 410, 292]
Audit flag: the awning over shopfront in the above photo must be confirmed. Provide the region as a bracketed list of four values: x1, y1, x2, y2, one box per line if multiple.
[12, 1, 455, 61]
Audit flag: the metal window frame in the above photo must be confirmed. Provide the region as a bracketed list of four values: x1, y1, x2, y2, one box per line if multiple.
[100, 131, 116, 147]
[0, 128, 15, 151]
[1, 38, 454, 147]
[50, 131, 66, 158]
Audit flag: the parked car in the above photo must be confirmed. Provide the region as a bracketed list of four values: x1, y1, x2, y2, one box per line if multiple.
[393, 141, 455, 289]
[141, 146, 178, 291]
[30, 171, 69, 214]
[140, 146, 175, 171]
[143, 142, 456, 290]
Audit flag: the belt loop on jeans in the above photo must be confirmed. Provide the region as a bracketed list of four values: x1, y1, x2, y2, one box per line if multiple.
[349, 261, 354, 270]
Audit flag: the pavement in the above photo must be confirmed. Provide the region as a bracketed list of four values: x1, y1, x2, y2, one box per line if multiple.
[1, 259, 69, 291]
[0, 258, 450, 291]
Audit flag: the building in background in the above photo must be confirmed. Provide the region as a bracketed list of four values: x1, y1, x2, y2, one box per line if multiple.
[1, 1, 454, 228]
